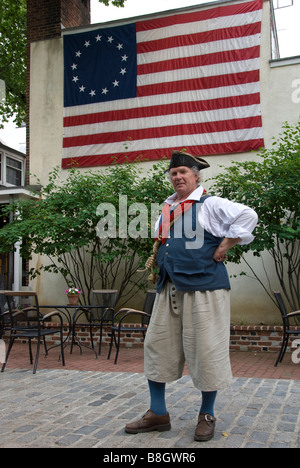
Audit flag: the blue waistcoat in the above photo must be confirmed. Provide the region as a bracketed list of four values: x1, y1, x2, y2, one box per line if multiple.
[156, 196, 231, 293]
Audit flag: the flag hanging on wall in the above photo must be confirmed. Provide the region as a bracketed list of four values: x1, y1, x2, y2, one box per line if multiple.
[62, 0, 264, 168]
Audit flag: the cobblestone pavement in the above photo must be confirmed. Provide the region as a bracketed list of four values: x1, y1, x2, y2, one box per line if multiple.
[0, 368, 300, 449]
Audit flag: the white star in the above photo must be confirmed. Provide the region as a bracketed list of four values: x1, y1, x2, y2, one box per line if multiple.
[120, 68, 127, 75]
[112, 80, 119, 87]
[79, 85, 85, 92]
[72, 76, 79, 82]
[75, 50, 82, 58]
[89, 90, 96, 97]
[102, 88, 109, 95]
[121, 54, 128, 62]
[71, 63, 77, 70]
[117, 43, 123, 50]
[107, 36, 114, 43]
[95, 34, 102, 42]
[84, 40, 90, 48]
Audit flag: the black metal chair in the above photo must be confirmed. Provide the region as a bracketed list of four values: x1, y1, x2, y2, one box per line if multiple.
[108, 290, 156, 365]
[1, 291, 65, 374]
[0, 291, 5, 339]
[0, 308, 10, 340]
[273, 291, 300, 367]
[0, 302, 5, 340]
[71, 289, 118, 356]
[0, 291, 33, 359]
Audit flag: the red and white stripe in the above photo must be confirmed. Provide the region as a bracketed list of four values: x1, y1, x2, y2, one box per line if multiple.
[62, 0, 264, 168]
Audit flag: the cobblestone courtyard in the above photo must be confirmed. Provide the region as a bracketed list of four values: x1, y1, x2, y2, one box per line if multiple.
[1, 367, 300, 449]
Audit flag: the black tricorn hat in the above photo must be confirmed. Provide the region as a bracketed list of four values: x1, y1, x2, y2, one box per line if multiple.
[167, 150, 210, 171]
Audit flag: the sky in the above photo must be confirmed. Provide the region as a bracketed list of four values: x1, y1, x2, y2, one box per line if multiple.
[90, 0, 216, 22]
[89, 0, 300, 58]
[0, 0, 299, 153]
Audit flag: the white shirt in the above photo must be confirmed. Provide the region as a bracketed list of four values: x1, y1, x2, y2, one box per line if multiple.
[161, 186, 258, 245]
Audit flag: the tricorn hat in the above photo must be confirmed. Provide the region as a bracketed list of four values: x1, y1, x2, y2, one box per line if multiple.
[167, 150, 210, 171]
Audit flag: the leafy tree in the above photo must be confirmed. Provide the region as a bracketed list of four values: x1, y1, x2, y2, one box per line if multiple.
[209, 120, 300, 311]
[99, 0, 126, 6]
[0, 161, 170, 305]
[0, 0, 27, 128]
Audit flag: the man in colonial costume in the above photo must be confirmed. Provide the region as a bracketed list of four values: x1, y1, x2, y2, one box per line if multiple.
[125, 151, 258, 441]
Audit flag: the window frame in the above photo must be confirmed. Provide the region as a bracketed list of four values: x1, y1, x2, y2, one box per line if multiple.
[0, 151, 25, 187]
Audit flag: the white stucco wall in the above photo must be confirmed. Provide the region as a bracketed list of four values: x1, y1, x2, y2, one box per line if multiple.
[30, 38, 64, 180]
[29, 0, 300, 323]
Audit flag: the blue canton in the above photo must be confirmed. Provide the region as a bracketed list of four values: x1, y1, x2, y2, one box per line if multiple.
[64, 23, 137, 107]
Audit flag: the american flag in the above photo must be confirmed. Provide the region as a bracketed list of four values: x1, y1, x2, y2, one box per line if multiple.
[62, 0, 264, 168]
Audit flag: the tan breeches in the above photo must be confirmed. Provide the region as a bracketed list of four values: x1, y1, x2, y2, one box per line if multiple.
[144, 282, 233, 391]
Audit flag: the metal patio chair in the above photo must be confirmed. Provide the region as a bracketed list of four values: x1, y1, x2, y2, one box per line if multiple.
[71, 289, 118, 355]
[273, 291, 300, 367]
[1, 291, 65, 374]
[108, 290, 156, 364]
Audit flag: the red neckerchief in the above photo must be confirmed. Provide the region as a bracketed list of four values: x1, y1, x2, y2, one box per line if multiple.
[156, 190, 206, 244]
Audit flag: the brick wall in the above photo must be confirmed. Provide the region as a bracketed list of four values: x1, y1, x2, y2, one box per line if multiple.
[229, 325, 297, 353]
[26, 0, 91, 183]
[27, 0, 90, 47]
[61, 0, 91, 28]
[5, 323, 299, 353]
[27, 0, 60, 43]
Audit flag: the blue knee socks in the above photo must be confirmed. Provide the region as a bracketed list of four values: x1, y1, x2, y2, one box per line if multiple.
[148, 380, 167, 416]
[148, 380, 217, 417]
[200, 391, 217, 417]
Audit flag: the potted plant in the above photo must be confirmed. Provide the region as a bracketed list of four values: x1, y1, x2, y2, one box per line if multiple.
[65, 287, 83, 305]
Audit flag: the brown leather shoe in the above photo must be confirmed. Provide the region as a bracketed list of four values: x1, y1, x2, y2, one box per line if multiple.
[125, 409, 171, 434]
[194, 413, 216, 442]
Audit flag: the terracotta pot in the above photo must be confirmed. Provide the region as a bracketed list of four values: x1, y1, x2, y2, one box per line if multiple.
[67, 294, 79, 305]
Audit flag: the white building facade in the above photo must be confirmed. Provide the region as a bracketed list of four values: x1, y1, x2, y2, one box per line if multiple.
[27, 0, 300, 324]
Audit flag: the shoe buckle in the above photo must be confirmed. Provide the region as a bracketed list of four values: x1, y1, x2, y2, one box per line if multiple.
[205, 414, 213, 422]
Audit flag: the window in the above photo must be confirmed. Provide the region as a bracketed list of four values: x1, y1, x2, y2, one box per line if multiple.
[6, 157, 22, 185]
[0, 151, 25, 187]
[273, 0, 293, 8]
[272, 0, 300, 58]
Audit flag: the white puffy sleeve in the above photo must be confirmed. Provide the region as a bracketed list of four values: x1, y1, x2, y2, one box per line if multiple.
[199, 196, 258, 245]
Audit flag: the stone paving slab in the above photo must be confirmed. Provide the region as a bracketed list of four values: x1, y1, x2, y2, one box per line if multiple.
[0, 368, 299, 449]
